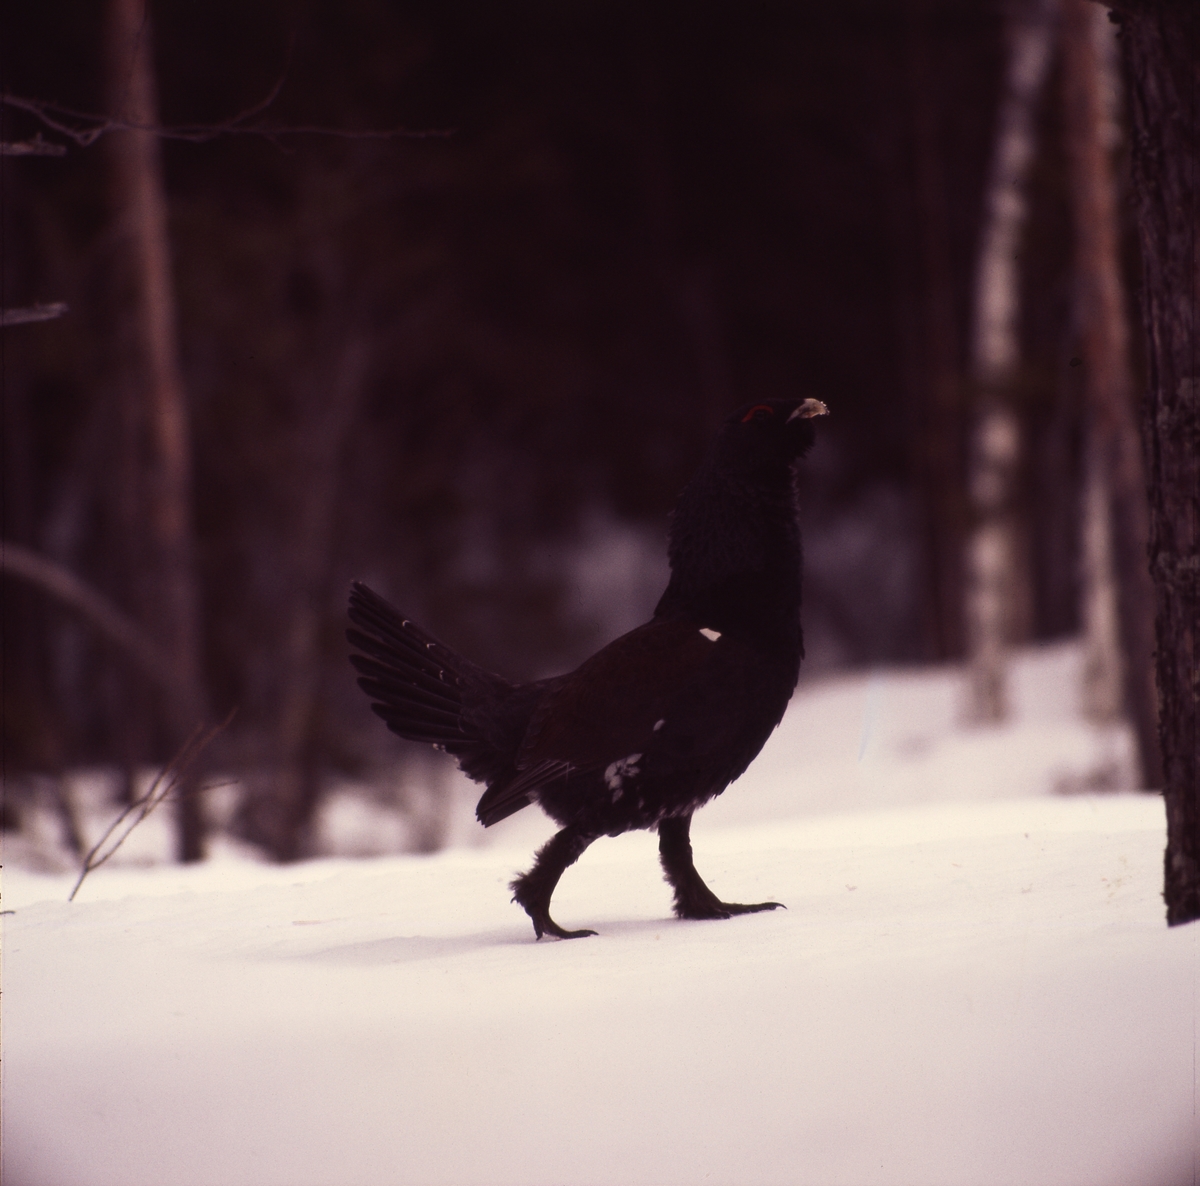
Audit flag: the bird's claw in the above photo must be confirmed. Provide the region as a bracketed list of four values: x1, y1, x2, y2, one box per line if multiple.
[675, 899, 785, 920]
[530, 913, 598, 940]
[721, 900, 785, 915]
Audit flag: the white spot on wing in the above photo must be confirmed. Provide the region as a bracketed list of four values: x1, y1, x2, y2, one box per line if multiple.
[653, 719, 665, 732]
[699, 627, 721, 642]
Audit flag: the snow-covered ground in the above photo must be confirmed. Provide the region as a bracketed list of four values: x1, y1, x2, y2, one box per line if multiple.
[3, 642, 1196, 1186]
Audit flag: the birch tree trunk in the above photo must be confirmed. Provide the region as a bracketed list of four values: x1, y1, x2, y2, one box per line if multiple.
[105, 0, 209, 860]
[1111, 0, 1200, 925]
[965, 0, 1058, 723]
[1061, 0, 1162, 785]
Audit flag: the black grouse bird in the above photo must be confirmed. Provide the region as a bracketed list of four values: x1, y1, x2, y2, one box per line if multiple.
[347, 396, 829, 939]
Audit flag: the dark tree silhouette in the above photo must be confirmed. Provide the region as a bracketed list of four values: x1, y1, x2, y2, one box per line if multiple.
[103, 0, 211, 860]
[1112, 0, 1200, 923]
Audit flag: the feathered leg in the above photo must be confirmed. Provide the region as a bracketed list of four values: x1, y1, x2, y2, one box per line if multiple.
[658, 813, 783, 919]
[510, 824, 599, 939]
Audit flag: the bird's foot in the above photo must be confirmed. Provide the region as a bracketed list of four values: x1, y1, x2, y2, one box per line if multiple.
[510, 827, 600, 940]
[527, 910, 598, 940]
[511, 879, 597, 939]
[717, 899, 785, 916]
[674, 897, 785, 920]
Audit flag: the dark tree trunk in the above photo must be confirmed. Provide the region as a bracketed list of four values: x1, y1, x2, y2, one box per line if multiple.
[105, 0, 209, 860]
[1061, 0, 1163, 786]
[1112, 0, 1200, 924]
[268, 336, 368, 861]
[903, 0, 968, 663]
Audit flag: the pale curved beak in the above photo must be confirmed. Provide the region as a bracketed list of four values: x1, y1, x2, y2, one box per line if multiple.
[788, 398, 830, 421]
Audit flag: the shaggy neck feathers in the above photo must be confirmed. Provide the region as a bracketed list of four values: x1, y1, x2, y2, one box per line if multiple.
[654, 454, 803, 652]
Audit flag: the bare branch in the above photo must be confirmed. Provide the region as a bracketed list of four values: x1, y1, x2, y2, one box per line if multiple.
[0, 301, 69, 327]
[0, 133, 67, 156]
[0, 86, 451, 150]
[68, 711, 236, 901]
[0, 539, 174, 690]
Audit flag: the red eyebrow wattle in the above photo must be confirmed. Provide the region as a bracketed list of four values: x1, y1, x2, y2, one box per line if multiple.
[741, 404, 774, 422]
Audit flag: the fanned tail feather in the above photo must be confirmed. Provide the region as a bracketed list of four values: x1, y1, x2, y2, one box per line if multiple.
[348, 582, 489, 745]
[346, 581, 542, 823]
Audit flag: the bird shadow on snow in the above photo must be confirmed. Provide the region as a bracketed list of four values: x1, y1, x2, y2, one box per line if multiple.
[293, 929, 536, 965]
[286, 915, 693, 966]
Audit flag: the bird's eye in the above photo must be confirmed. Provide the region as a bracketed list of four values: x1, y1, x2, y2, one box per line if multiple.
[741, 404, 774, 423]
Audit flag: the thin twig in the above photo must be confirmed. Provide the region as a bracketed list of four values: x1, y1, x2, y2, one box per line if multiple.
[0, 134, 67, 156]
[0, 302, 69, 327]
[0, 86, 451, 150]
[68, 709, 236, 902]
[1, 539, 172, 688]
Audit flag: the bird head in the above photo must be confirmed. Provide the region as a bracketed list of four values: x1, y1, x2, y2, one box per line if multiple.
[715, 397, 830, 477]
[657, 395, 829, 631]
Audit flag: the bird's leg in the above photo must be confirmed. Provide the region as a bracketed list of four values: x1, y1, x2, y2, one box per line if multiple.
[510, 824, 599, 939]
[658, 814, 784, 920]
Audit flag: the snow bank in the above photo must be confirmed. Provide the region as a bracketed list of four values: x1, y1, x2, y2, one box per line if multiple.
[3, 644, 1194, 1185]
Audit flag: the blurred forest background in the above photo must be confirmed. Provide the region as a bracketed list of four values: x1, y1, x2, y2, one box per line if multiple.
[1, 0, 1152, 863]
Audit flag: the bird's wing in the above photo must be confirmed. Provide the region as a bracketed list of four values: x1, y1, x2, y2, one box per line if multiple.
[475, 618, 727, 825]
[475, 616, 797, 826]
[530, 619, 782, 777]
[517, 617, 734, 769]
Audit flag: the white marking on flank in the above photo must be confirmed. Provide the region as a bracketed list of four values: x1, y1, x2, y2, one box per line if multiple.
[699, 627, 721, 642]
[653, 719, 666, 732]
[604, 753, 643, 798]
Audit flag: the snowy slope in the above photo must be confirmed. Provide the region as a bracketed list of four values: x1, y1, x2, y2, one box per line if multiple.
[318, 641, 1140, 858]
[3, 645, 1196, 1186]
